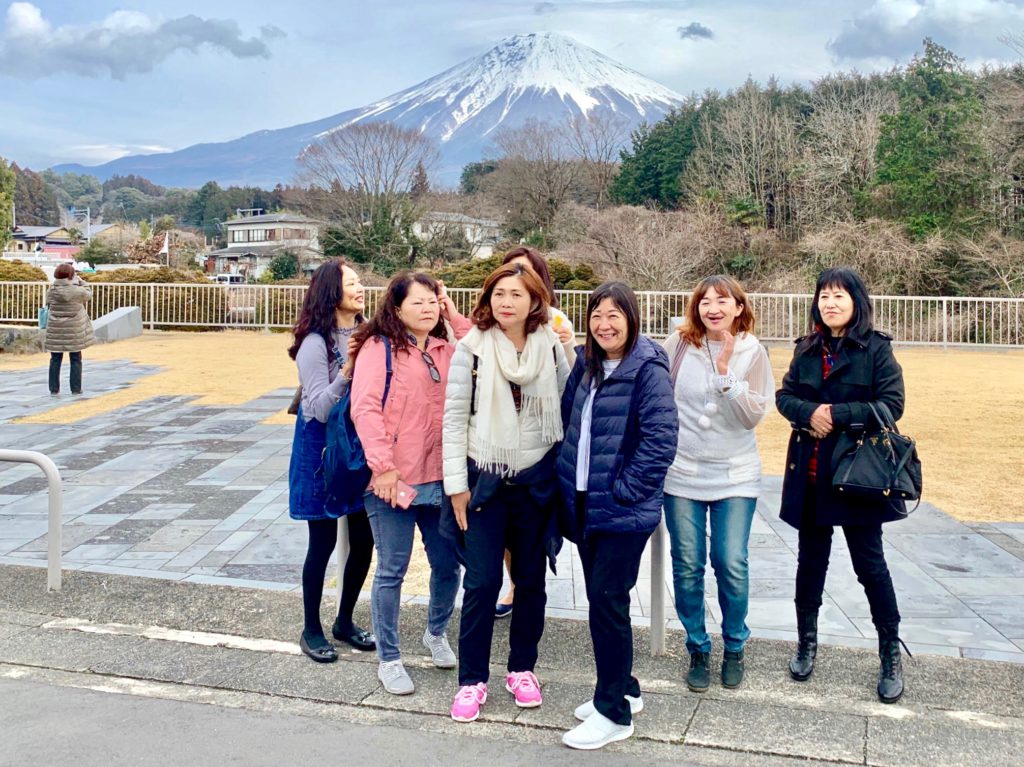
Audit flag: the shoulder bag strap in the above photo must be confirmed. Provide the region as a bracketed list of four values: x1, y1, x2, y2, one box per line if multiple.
[380, 337, 393, 408]
[669, 336, 688, 386]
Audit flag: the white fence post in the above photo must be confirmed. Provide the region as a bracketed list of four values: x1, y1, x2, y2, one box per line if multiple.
[649, 519, 668, 656]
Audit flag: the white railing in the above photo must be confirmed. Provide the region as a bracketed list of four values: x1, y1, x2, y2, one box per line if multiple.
[0, 449, 62, 591]
[2, 282, 1022, 347]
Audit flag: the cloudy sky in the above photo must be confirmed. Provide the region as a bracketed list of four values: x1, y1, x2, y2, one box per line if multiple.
[2, 0, 1023, 171]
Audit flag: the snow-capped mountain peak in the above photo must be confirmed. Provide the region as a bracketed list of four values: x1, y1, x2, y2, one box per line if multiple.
[325, 32, 684, 142]
[52, 32, 685, 187]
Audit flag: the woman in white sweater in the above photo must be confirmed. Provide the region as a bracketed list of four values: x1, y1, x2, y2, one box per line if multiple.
[662, 275, 774, 693]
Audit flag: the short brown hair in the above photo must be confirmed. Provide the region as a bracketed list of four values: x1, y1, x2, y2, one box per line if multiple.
[54, 263, 75, 279]
[472, 262, 549, 335]
[679, 274, 755, 347]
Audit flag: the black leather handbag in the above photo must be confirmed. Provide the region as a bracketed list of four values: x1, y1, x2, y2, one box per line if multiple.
[832, 402, 923, 512]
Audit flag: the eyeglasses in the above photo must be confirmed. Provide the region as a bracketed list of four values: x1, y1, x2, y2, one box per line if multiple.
[420, 349, 441, 383]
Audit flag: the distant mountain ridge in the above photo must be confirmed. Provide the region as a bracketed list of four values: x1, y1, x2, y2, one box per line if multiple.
[52, 32, 685, 188]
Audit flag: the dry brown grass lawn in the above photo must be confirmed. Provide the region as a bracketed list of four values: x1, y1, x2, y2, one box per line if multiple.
[3, 331, 1022, 522]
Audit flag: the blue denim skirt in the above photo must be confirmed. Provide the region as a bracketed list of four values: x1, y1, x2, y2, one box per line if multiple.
[288, 407, 363, 521]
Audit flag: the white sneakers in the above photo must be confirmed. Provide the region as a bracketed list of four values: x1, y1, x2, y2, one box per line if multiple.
[573, 693, 643, 721]
[562, 710, 635, 750]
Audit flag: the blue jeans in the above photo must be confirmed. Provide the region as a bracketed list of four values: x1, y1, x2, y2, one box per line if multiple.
[664, 494, 756, 654]
[364, 493, 462, 663]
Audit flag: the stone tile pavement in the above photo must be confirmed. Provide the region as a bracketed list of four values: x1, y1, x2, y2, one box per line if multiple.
[2, 361, 1024, 663]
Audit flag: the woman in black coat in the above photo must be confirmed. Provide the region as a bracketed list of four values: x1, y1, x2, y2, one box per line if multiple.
[776, 267, 909, 704]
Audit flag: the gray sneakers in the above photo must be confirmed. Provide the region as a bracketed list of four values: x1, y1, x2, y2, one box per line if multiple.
[378, 659, 415, 695]
[422, 630, 456, 669]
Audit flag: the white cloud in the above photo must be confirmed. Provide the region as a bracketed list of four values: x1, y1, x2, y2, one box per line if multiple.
[61, 143, 174, 164]
[0, 2, 286, 80]
[828, 0, 1024, 62]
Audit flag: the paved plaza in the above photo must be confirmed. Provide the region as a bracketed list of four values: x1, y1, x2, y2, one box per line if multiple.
[2, 359, 1024, 663]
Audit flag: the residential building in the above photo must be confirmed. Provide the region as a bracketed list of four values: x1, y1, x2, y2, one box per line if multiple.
[204, 211, 324, 279]
[411, 212, 503, 259]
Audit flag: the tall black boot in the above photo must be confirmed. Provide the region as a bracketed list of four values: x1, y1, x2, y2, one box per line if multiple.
[789, 607, 818, 681]
[877, 624, 908, 703]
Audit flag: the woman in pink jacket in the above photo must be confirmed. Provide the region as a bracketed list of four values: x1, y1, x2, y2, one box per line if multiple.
[350, 271, 470, 696]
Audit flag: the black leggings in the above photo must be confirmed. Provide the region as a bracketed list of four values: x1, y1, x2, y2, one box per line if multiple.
[302, 511, 374, 637]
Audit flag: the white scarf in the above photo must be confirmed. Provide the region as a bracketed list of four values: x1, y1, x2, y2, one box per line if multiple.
[461, 324, 563, 476]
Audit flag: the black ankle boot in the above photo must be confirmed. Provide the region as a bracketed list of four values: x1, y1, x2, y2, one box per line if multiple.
[877, 626, 908, 704]
[789, 607, 818, 681]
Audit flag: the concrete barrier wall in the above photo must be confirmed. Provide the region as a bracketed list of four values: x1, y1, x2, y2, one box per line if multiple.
[93, 306, 143, 344]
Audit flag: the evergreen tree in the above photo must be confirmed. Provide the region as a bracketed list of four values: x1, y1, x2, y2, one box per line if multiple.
[268, 251, 299, 280]
[11, 163, 59, 226]
[410, 161, 430, 200]
[0, 158, 14, 249]
[459, 160, 499, 195]
[610, 102, 703, 208]
[872, 39, 988, 237]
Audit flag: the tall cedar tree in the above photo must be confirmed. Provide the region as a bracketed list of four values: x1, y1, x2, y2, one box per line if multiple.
[872, 39, 988, 237]
[610, 103, 702, 208]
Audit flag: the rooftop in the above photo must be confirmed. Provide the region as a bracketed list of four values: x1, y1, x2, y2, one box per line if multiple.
[223, 213, 319, 227]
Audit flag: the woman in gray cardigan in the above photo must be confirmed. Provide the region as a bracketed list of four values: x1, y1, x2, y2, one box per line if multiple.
[44, 263, 95, 395]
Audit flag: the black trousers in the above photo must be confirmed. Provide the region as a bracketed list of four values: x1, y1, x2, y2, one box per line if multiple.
[48, 351, 82, 394]
[301, 511, 374, 637]
[578, 527, 650, 726]
[794, 490, 900, 629]
[458, 482, 549, 685]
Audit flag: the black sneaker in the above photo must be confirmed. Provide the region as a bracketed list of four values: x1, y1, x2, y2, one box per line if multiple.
[686, 651, 710, 692]
[722, 650, 745, 689]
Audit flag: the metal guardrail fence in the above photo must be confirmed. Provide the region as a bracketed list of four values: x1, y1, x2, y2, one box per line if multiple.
[2, 282, 1022, 347]
[0, 449, 62, 591]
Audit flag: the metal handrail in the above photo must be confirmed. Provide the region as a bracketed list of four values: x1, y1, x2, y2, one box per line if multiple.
[0, 449, 62, 591]
[2, 282, 1022, 346]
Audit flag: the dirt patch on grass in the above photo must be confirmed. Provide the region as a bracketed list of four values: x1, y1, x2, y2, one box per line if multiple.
[3, 332, 1021, 522]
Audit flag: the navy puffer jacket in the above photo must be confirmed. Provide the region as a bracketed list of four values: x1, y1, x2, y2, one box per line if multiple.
[557, 335, 678, 540]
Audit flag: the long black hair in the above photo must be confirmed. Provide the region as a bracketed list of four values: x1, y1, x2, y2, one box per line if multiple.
[349, 271, 447, 362]
[800, 266, 874, 353]
[288, 258, 361, 360]
[584, 281, 640, 385]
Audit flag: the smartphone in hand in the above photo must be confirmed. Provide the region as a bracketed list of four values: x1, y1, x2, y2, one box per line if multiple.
[395, 480, 418, 509]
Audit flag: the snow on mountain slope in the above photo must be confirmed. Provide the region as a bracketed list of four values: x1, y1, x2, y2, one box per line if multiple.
[337, 32, 684, 141]
[52, 33, 685, 188]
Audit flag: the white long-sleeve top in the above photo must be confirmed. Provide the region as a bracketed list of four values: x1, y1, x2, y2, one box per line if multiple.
[663, 331, 775, 501]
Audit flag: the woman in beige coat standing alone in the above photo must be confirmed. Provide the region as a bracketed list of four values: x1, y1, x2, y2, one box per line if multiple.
[45, 263, 95, 395]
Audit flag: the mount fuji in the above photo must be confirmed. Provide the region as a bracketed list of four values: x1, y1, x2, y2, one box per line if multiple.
[52, 33, 685, 188]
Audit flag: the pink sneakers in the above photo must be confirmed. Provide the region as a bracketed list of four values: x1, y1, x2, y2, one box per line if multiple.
[450, 683, 488, 722]
[505, 670, 543, 708]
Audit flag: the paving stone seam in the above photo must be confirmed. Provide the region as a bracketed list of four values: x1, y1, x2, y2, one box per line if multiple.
[0, 664, 787, 764]
[0, 659, 872, 763]
[677, 736, 867, 766]
[10, 623, 1017, 728]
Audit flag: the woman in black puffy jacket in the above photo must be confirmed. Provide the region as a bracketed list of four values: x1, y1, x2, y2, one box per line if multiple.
[557, 281, 677, 751]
